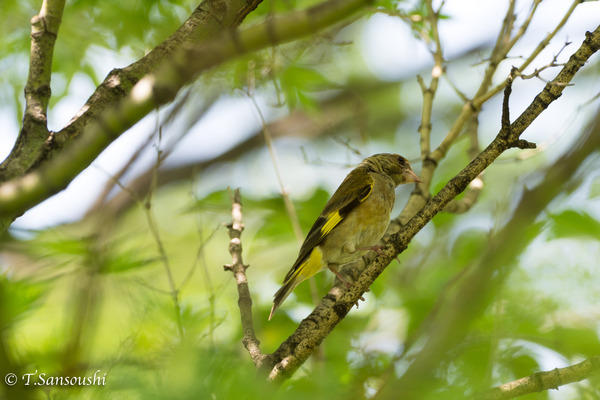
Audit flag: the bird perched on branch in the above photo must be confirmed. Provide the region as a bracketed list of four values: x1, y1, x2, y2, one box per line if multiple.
[269, 153, 422, 320]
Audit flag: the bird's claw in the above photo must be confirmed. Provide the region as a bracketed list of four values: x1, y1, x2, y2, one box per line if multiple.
[360, 245, 402, 265]
[358, 244, 385, 256]
[354, 295, 366, 309]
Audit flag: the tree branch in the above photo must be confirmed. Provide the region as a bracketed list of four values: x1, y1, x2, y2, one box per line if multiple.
[88, 78, 404, 218]
[429, 0, 534, 164]
[263, 24, 600, 382]
[52, 0, 263, 153]
[478, 355, 600, 400]
[0, 0, 65, 181]
[0, 0, 373, 228]
[0, 0, 258, 182]
[224, 188, 266, 367]
[397, 0, 554, 227]
[417, 0, 445, 161]
[378, 93, 600, 400]
[414, 0, 445, 198]
[475, 0, 582, 107]
[442, 112, 483, 213]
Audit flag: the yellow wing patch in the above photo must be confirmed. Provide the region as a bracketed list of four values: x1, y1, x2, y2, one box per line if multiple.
[321, 211, 342, 236]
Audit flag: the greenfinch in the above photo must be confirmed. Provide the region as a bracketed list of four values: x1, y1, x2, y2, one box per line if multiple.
[269, 153, 422, 320]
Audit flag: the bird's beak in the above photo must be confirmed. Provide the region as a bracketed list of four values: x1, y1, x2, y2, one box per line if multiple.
[403, 169, 423, 183]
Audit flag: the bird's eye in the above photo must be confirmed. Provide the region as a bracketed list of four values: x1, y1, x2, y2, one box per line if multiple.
[397, 156, 407, 166]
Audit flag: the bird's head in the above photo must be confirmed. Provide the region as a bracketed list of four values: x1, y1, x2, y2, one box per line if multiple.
[362, 153, 423, 186]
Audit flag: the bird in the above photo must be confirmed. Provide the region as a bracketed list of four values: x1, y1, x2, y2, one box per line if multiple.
[269, 153, 422, 320]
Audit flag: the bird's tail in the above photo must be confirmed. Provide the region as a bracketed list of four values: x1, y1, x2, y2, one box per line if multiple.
[269, 275, 301, 320]
[270, 247, 323, 320]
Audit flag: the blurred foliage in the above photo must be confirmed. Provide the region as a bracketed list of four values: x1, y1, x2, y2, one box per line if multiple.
[3, 173, 600, 398]
[546, 210, 600, 240]
[1, 0, 600, 399]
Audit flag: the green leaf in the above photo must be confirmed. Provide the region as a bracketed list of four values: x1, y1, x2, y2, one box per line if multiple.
[451, 229, 488, 265]
[102, 250, 156, 274]
[296, 89, 319, 111]
[279, 65, 330, 110]
[506, 354, 540, 382]
[287, 65, 330, 89]
[187, 189, 231, 213]
[375, 0, 399, 11]
[0, 276, 46, 327]
[43, 236, 90, 256]
[546, 210, 600, 240]
[536, 326, 600, 358]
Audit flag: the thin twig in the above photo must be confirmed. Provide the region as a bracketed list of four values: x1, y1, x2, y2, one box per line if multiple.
[418, 0, 444, 161]
[186, 178, 221, 345]
[514, 40, 572, 83]
[180, 222, 220, 292]
[94, 149, 186, 328]
[394, 0, 447, 225]
[477, 355, 600, 400]
[505, 0, 541, 54]
[264, 26, 600, 382]
[143, 125, 185, 339]
[476, 0, 582, 107]
[442, 113, 484, 213]
[501, 70, 514, 137]
[244, 70, 304, 244]
[429, 0, 523, 164]
[134, 279, 173, 295]
[224, 188, 266, 367]
[87, 88, 213, 215]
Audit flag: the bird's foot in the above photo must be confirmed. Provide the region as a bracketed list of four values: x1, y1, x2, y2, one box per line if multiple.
[329, 265, 374, 291]
[329, 264, 352, 288]
[358, 245, 401, 265]
[329, 265, 371, 309]
[357, 244, 384, 255]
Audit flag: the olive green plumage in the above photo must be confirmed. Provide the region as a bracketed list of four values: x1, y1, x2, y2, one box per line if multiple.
[269, 153, 422, 320]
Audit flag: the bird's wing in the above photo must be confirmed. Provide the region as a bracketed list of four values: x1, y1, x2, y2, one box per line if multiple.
[283, 170, 374, 281]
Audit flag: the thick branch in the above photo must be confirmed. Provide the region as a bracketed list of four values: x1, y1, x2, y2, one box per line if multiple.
[263, 24, 600, 381]
[224, 188, 266, 367]
[479, 355, 600, 400]
[0, 0, 66, 181]
[0, 0, 372, 225]
[53, 0, 262, 152]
